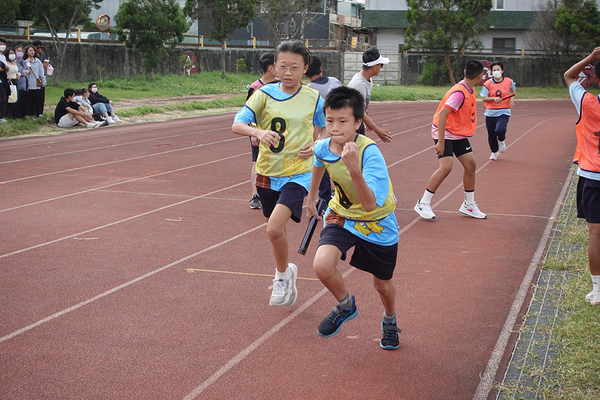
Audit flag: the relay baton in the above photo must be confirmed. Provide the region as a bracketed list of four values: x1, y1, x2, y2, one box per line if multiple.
[298, 199, 326, 255]
[501, 93, 515, 100]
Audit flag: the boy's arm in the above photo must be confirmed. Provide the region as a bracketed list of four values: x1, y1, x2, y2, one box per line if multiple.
[306, 165, 326, 219]
[363, 113, 392, 143]
[232, 121, 280, 148]
[565, 46, 600, 86]
[65, 106, 85, 117]
[435, 107, 452, 156]
[341, 142, 376, 212]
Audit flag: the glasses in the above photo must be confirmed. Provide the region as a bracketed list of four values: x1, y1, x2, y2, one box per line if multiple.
[277, 64, 302, 73]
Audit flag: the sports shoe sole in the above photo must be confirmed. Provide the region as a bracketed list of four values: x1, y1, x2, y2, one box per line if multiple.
[318, 308, 357, 338]
[459, 207, 487, 219]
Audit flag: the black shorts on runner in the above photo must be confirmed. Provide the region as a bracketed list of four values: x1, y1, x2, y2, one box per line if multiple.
[434, 138, 473, 159]
[318, 223, 397, 281]
[576, 175, 600, 223]
[256, 182, 307, 223]
[250, 137, 259, 162]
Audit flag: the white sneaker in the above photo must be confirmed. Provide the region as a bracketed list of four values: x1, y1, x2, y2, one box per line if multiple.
[269, 263, 298, 306]
[585, 290, 594, 302]
[111, 115, 122, 122]
[459, 202, 487, 219]
[588, 291, 600, 306]
[489, 152, 498, 161]
[498, 141, 506, 153]
[85, 122, 99, 129]
[94, 121, 105, 128]
[104, 117, 115, 124]
[414, 200, 435, 219]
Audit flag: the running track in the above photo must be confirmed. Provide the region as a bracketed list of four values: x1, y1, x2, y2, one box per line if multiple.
[0, 100, 577, 399]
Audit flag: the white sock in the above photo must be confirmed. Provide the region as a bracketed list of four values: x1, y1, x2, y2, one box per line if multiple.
[275, 268, 290, 280]
[421, 189, 434, 204]
[591, 275, 600, 292]
[464, 190, 475, 205]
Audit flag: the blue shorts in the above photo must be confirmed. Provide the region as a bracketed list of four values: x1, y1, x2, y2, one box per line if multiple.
[318, 223, 397, 280]
[256, 182, 307, 223]
[577, 176, 600, 223]
[434, 138, 473, 159]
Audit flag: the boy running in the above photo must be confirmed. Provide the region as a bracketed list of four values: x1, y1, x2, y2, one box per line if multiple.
[306, 86, 401, 350]
[232, 41, 325, 306]
[414, 60, 487, 220]
[564, 47, 600, 306]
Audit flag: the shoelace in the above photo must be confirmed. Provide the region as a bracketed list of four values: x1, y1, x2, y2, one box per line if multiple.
[325, 307, 343, 323]
[269, 279, 287, 295]
[382, 323, 402, 340]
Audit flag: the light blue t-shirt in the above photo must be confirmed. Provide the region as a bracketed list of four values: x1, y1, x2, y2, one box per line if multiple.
[234, 83, 326, 191]
[313, 138, 399, 246]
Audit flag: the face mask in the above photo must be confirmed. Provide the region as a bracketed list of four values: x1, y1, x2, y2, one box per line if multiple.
[0, 45, 6, 52]
[91, 88, 98, 93]
[492, 71, 502, 79]
[16, 52, 23, 59]
[9, 54, 16, 61]
[74, 96, 83, 102]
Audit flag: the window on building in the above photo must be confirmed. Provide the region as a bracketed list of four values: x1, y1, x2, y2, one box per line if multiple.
[495, 0, 504, 10]
[493, 38, 516, 53]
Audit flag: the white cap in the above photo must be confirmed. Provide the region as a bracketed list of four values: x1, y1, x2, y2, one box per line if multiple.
[363, 55, 390, 67]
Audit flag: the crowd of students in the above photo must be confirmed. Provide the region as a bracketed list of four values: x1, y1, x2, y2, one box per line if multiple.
[0, 38, 48, 122]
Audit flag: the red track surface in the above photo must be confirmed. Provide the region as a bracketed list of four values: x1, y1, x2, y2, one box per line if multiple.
[0, 100, 577, 399]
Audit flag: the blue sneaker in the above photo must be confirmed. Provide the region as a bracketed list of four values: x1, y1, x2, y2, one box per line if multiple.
[317, 297, 357, 337]
[380, 321, 402, 350]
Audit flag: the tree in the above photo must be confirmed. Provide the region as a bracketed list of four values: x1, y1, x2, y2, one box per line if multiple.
[115, 0, 189, 80]
[0, 0, 21, 24]
[524, 0, 600, 85]
[404, 0, 493, 85]
[18, 0, 102, 85]
[184, 0, 255, 79]
[257, 0, 322, 41]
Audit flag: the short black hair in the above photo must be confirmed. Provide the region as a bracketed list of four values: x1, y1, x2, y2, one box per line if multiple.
[74, 88, 84, 96]
[88, 82, 98, 90]
[324, 86, 364, 121]
[465, 60, 484, 79]
[362, 47, 382, 70]
[276, 40, 311, 66]
[32, 39, 43, 47]
[64, 88, 75, 98]
[258, 52, 275, 73]
[0, 37, 7, 45]
[305, 56, 322, 78]
[490, 61, 504, 71]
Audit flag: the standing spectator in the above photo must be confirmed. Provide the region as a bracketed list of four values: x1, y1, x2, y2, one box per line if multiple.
[23, 45, 45, 117]
[32, 40, 47, 109]
[347, 47, 392, 143]
[0, 37, 8, 122]
[3, 48, 20, 119]
[88, 82, 122, 123]
[14, 46, 29, 119]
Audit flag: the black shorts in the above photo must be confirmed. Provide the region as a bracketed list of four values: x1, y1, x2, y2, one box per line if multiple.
[256, 182, 307, 223]
[576, 175, 600, 223]
[249, 137, 259, 162]
[434, 138, 473, 159]
[318, 223, 397, 280]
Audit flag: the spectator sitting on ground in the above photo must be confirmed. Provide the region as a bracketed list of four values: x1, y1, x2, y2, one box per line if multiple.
[54, 88, 103, 129]
[88, 82, 121, 123]
[74, 88, 104, 126]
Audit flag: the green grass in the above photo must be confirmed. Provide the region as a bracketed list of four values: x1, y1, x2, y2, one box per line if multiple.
[2, 72, 599, 138]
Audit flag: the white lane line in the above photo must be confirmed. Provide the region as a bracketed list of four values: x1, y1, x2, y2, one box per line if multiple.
[0, 180, 247, 260]
[0, 136, 242, 185]
[0, 152, 247, 213]
[0, 222, 267, 345]
[472, 168, 574, 400]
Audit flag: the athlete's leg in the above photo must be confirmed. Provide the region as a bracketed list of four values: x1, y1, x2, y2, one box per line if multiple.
[373, 276, 396, 316]
[266, 203, 292, 273]
[457, 152, 476, 191]
[313, 244, 347, 300]
[426, 156, 454, 193]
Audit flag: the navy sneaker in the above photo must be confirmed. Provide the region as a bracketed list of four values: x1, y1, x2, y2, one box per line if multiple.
[380, 321, 402, 350]
[317, 297, 357, 337]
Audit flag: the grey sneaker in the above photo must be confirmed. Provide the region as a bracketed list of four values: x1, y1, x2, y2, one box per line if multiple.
[249, 194, 261, 209]
[269, 263, 298, 306]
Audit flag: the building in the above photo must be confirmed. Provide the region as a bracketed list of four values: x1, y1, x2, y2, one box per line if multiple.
[362, 0, 600, 53]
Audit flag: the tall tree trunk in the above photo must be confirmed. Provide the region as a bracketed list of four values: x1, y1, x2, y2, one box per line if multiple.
[444, 52, 456, 85]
